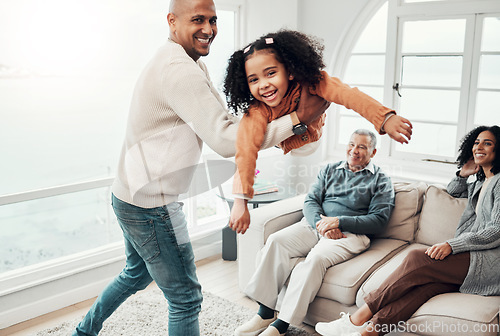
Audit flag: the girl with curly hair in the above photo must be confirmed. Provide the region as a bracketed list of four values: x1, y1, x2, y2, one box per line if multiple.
[225, 29, 412, 235]
[315, 125, 500, 336]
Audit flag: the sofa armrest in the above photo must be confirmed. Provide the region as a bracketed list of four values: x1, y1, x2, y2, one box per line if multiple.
[237, 194, 306, 291]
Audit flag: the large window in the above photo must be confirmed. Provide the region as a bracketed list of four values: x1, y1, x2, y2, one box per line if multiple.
[0, 0, 240, 274]
[331, 0, 499, 165]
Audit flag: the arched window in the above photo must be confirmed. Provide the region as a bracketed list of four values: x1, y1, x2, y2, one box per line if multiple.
[329, 0, 499, 173]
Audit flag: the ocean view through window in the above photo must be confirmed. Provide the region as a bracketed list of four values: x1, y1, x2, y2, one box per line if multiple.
[0, 0, 238, 274]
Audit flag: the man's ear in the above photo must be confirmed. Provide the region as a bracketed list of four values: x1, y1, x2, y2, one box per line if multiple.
[167, 12, 176, 29]
[371, 148, 377, 157]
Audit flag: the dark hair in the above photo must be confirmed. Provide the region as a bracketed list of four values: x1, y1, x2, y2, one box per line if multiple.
[456, 125, 500, 181]
[223, 29, 325, 114]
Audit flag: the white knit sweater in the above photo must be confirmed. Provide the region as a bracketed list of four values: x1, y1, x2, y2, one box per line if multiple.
[112, 40, 293, 208]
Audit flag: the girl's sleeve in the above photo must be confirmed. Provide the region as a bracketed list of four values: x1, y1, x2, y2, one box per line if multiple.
[232, 109, 269, 198]
[313, 71, 393, 133]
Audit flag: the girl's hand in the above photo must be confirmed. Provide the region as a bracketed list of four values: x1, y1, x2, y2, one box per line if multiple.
[459, 158, 480, 177]
[425, 242, 452, 260]
[316, 214, 339, 236]
[229, 198, 251, 234]
[325, 228, 347, 240]
[383, 115, 413, 144]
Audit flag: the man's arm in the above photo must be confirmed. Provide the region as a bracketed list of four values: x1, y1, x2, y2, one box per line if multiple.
[303, 165, 328, 229]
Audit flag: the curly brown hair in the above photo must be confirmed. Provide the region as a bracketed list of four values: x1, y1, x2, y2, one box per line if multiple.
[223, 29, 325, 114]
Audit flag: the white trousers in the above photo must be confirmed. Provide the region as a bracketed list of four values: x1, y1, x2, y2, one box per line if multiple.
[244, 217, 370, 326]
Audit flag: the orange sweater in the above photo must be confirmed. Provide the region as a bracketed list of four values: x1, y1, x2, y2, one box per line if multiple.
[233, 71, 394, 198]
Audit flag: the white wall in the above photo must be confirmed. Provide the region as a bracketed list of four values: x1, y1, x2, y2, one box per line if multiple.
[244, 0, 299, 42]
[298, 0, 368, 64]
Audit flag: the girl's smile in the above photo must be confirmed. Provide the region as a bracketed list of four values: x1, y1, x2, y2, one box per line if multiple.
[244, 50, 293, 107]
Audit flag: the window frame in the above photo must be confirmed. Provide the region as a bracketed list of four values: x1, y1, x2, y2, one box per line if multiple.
[326, 0, 500, 181]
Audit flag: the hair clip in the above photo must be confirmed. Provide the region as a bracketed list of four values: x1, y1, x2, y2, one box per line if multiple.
[243, 45, 251, 53]
[265, 38, 274, 44]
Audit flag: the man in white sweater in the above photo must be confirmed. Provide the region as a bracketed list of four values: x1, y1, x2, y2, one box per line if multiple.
[72, 0, 328, 335]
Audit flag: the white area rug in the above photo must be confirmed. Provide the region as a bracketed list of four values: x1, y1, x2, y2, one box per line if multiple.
[34, 288, 312, 335]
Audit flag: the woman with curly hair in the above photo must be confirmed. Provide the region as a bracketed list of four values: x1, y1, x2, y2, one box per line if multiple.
[224, 29, 412, 235]
[315, 125, 500, 336]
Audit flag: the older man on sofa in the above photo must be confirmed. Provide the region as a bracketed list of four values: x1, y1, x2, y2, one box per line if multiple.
[235, 129, 395, 336]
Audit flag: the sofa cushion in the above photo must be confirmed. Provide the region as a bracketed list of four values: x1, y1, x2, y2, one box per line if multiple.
[407, 293, 500, 336]
[316, 239, 408, 306]
[376, 182, 426, 242]
[357, 244, 500, 335]
[415, 185, 468, 246]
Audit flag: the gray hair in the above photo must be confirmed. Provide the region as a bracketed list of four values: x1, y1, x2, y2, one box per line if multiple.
[353, 129, 377, 150]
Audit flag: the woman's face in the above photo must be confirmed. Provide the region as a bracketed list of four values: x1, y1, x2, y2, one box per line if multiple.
[244, 49, 292, 108]
[473, 130, 496, 169]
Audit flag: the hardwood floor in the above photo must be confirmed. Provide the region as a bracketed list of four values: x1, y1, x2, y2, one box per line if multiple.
[1, 254, 316, 335]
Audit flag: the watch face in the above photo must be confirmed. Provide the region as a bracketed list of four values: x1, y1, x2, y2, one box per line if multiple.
[293, 123, 307, 135]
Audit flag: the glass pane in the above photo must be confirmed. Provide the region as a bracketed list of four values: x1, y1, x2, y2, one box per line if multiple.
[0, 78, 128, 195]
[195, 189, 229, 223]
[337, 116, 382, 148]
[478, 55, 500, 89]
[202, 9, 236, 156]
[344, 55, 386, 85]
[399, 88, 460, 123]
[482, 17, 500, 52]
[402, 19, 466, 53]
[402, 56, 462, 87]
[475, 91, 500, 125]
[352, 3, 388, 53]
[0, 0, 172, 195]
[0, 188, 122, 273]
[204, 10, 235, 94]
[396, 122, 457, 157]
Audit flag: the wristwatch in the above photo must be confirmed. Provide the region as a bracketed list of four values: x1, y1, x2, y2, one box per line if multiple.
[290, 111, 307, 135]
[292, 122, 308, 135]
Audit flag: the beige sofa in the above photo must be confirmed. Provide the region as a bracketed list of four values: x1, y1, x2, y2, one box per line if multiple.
[238, 182, 500, 336]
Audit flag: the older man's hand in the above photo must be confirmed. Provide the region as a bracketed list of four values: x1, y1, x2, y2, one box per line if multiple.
[316, 214, 340, 236]
[324, 228, 347, 240]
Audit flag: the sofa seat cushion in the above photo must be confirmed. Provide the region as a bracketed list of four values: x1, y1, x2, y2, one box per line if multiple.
[317, 238, 408, 306]
[357, 244, 500, 335]
[406, 293, 500, 336]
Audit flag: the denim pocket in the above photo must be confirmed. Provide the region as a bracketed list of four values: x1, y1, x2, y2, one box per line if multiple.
[112, 198, 161, 262]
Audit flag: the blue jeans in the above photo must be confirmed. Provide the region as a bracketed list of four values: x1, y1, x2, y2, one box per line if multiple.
[73, 194, 203, 336]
